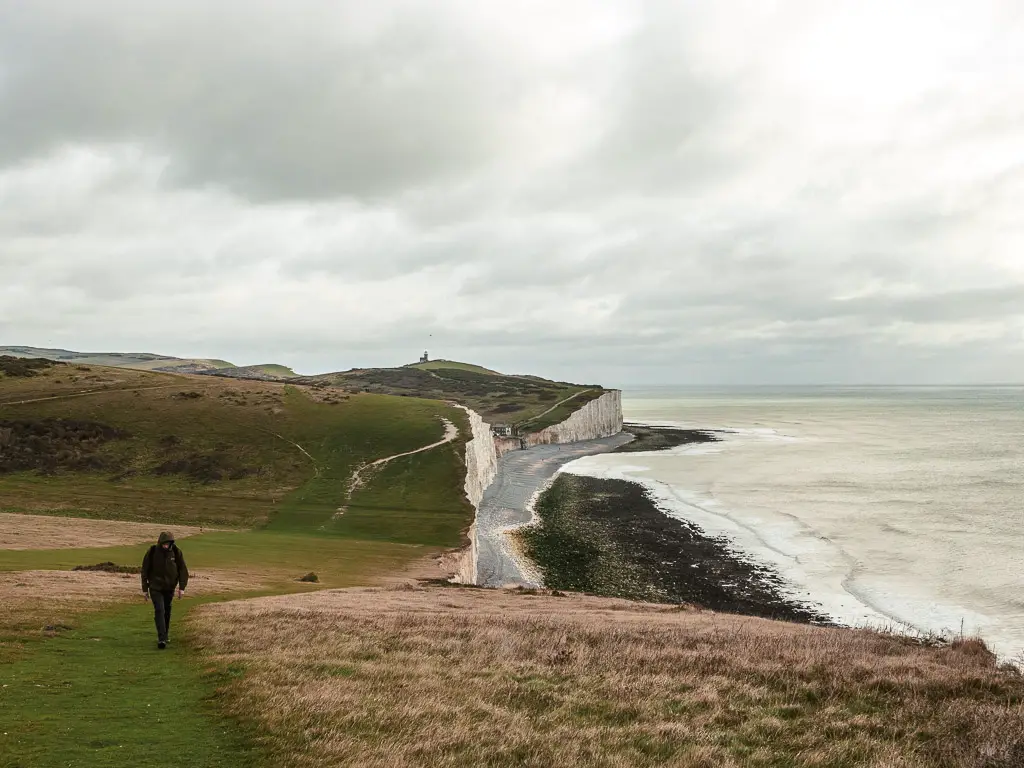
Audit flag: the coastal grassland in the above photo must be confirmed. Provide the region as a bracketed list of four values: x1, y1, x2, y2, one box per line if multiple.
[252, 364, 297, 377]
[224, 363, 298, 378]
[0, 568, 266, 663]
[511, 387, 604, 433]
[333, 440, 473, 546]
[0, 531, 428, 589]
[193, 585, 1024, 768]
[297, 364, 604, 430]
[408, 359, 501, 375]
[204, 363, 299, 379]
[519, 473, 827, 623]
[0, 364, 465, 528]
[0, 363, 478, 767]
[0, 536, 434, 767]
[120, 357, 236, 371]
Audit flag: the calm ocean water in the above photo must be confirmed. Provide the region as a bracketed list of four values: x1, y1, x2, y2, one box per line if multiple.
[565, 387, 1024, 661]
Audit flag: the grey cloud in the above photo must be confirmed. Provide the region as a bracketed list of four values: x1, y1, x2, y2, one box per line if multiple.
[3, 2, 1024, 386]
[0, 1, 522, 201]
[833, 285, 1024, 325]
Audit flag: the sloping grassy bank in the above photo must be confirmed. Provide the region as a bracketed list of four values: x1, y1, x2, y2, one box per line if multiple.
[0, 363, 466, 530]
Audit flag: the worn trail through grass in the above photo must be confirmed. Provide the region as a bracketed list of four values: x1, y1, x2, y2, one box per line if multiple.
[338, 417, 458, 516]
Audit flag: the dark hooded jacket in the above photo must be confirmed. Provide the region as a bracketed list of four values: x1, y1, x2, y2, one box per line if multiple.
[141, 531, 189, 593]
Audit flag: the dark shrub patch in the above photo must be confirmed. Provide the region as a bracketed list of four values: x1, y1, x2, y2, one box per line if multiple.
[492, 403, 526, 414]
[73, 562, 141, 574]
[0, 418, 131, 473]
[159, 434, 182, 449]
[0, 356, 60, 377]
[152, 453, 254, 484]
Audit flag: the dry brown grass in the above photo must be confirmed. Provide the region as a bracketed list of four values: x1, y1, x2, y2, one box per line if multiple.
[193, 586, 1024, 768]
[0, 512, 208, 550]
[0, 568, 266, 654]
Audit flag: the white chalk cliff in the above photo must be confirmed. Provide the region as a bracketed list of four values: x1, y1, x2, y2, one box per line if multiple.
[450, 390, 623, 585]
[450, 406, 498, 583]
[524, 390, 623, 446]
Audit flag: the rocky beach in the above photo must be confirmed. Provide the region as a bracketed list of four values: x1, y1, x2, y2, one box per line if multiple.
[518, 425, 831, 624]
[474, 433, 632, 587]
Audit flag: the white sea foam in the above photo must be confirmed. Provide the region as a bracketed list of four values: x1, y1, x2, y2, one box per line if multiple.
[568, 389, 1024, 662]
[565, 437, 900, 631]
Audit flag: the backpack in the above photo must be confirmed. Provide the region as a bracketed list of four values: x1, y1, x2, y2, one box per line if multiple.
[144, 543, 181, 574]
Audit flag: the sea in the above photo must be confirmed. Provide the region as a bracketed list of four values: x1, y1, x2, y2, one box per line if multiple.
[563, 386, 1024, 662]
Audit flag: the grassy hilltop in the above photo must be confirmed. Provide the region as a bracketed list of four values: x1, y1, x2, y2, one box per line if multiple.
[297, 360, 606, 431]
[409, 358, 502, 375]
[1, 355, 1022, 767]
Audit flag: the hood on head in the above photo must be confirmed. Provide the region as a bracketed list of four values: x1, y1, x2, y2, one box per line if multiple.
[158, 531, 175, 545]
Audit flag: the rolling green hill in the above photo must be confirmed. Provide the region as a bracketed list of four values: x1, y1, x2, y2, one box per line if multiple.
[408, 359, 501, 375]
[248, 363, 298, 378]
[125, 357, 236, 372]
[202, 363, 299, 380]
[0, 359, 470, 541]
[0, 345, 234, 372]
[0, 346, 295, 378]
[297, 365, 605, 430]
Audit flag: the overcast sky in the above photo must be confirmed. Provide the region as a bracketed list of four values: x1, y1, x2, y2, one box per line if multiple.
[2, 1, 1023, 385]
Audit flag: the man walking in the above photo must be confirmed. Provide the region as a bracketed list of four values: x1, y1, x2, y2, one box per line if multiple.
[141, 531, 189, 649]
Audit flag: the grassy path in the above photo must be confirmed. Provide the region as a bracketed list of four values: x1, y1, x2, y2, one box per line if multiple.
[0, 600, 255, 768]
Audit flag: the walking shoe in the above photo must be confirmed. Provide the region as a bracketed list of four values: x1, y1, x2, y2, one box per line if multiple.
[158, 640, 166, 650]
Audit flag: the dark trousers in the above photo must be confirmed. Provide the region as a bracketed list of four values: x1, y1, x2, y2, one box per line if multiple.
[150, 589, 175, 642]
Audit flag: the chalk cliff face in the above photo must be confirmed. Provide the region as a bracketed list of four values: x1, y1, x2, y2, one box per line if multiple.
[462, 407, 498, 508]
[524, 390, 623, 446]
[450, 391, 623, 585]
[450, 406, 497, 584]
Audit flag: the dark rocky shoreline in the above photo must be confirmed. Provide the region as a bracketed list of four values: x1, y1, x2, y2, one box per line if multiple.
[615, 423, 722, 453]
[520, 426, 831, 625]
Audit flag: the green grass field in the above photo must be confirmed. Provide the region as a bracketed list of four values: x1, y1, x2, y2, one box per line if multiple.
[0, 363, 477, 767]
[300, 363, 605, 430]
[408, 359, 501, 375]
[247, 364, 298, 378]
[0, 364, 467, 527]
[0, 601, 258, 768]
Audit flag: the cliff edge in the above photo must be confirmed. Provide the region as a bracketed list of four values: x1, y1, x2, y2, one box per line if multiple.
[451, 390, 624, 584]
